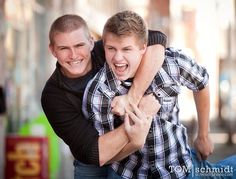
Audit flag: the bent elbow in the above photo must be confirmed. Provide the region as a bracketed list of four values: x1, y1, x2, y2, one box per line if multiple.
[99, 157, 108, 167]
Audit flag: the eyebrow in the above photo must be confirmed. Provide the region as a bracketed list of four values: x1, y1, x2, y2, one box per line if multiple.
[57, 42, 86, 48]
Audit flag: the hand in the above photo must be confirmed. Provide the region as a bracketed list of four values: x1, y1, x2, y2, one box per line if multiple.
[138, 93, 161, 117]
[111, 95, 132, 116]
[193, 135, 214, 160]
[124, 103, 152, 149]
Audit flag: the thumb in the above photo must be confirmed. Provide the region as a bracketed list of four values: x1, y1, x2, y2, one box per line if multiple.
[124, 113, 130, 132]
[111, 97, 118, 108]
[196, 151, 202, 161]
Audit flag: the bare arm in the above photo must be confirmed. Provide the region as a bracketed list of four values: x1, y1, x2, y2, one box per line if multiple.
[193, 85, 214, 160]
[98, 94, 161, 166]
[129, 44, 165, 105]
[108, 95, 160, 163]
[98, 124, 129, 166]
[108, 104, 153, 163]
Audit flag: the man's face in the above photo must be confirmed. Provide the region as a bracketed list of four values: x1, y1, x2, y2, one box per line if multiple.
[104, 32, 146, 81]
[49, 28, 94, 78]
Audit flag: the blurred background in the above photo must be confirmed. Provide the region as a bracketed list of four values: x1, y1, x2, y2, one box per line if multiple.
[0, 0, 236, 178]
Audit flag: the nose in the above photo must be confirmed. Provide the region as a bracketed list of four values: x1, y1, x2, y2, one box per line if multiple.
[69, 48, 78, 60]
[113, 51, 123, 62]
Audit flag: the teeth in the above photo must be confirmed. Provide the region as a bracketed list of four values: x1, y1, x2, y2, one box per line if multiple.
[71, 60, 82, 64]
[115, 64, 126, 67]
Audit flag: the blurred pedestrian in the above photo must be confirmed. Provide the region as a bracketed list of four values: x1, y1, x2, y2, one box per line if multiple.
[0, 86, 6, 114]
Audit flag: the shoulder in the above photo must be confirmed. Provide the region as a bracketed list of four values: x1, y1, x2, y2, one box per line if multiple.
[165, 47, 195, 66]
[85, 65, 108, 92]
[165, 47, 188, 58]
[41, 69, 71, 109]
[41, 70, 58, 96]
[166, 47, 195, 60]
[92, 40, 105, 68]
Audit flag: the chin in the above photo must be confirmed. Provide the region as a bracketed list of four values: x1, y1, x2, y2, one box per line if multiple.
[115, 72, 130, 81]
[117, 76, 128, 81]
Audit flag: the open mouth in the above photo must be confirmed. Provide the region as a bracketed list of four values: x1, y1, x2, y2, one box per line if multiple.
[114, 63, 128, 72]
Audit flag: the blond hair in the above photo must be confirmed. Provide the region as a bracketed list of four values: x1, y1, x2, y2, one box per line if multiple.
[49, 14, 90, 45]
[102, 11, 148, 45]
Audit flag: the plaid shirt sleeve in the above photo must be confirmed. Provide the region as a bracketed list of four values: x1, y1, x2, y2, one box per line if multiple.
[82, 70, 116, 136]
[169, 48, 209, 91]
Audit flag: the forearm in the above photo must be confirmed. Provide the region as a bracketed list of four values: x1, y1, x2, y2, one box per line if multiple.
[193, 86, 210, 137]
[98, 124, 129, 166]
[129, 44, 165, 105]
[107, 142, 138, 164]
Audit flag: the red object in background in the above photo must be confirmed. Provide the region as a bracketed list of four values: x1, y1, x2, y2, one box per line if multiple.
[5, 135, 49, 179]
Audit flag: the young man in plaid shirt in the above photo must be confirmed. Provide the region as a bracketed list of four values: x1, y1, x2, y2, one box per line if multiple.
[83, 11, 236, 179]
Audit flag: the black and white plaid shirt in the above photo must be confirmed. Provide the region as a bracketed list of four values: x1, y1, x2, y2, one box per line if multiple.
[83, 47, 209, 179]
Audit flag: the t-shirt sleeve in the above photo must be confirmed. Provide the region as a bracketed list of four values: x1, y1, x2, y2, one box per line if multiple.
[41, 84, 100, 165]
[148, 30, 167, 47]
[93, 40, 105, 67]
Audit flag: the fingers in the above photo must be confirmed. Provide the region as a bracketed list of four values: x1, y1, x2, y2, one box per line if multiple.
[111, 97, 118, 108]
[126, 104, 153, 127]
[201, 150, 213, 160]
[124, 113, 130, 132]
[111, 107, 123, 116]
[129, 103, 144, 119]
[126, 108, 140, 124]
[196, 152, 202, 161]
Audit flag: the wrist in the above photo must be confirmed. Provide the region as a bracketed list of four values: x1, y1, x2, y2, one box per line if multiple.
[197, 131, 210, 139]
[130, 140, 144, 149]
[118, 124, 130, 142]
[127, 87, 142, 106]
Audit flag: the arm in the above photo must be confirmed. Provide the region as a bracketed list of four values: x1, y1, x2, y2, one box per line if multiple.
[111, 30, 166, 115]
[175, 48, 213, 160]
[129, 44, 165, 105]
[82, 77, 158, 166]
[41, 85, 129, 166]
[108, 104, 153, 163]
[193, 85, 214, 160]
[95, 96, 160, 166]
[98, 124, 129, 166]
[108, 95, 161, 163]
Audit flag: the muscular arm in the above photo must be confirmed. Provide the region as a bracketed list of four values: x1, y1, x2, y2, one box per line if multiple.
[41, 83, 129, 166]
[193, 85, 214, 160]
[194, 86, 210, 137]
[130, 30, 166, 105]
[129, 44, 165, 105]
[98, 124, 129, 166]
[175, 49, 214, 161]
[108, 95, 161, 163]
[107, 106, 152, 163]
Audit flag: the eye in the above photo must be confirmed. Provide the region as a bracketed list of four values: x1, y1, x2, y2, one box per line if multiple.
[75, 44, 84, 48]
[59, 47, 67, 50]
[106, 46, 115, 50]
[124, 48, 131, 51]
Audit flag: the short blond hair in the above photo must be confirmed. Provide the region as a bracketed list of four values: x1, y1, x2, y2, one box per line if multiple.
[102, 11, 148, 45]
[49, 14, 90, 45]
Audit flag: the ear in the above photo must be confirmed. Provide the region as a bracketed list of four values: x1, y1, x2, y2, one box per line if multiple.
[89, 36, 95, 51]
[140, 43, 147, 55]
[49, 44, 57, 58]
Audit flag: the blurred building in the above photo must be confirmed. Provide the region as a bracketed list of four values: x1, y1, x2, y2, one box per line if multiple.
[0, 0, 236, 178]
